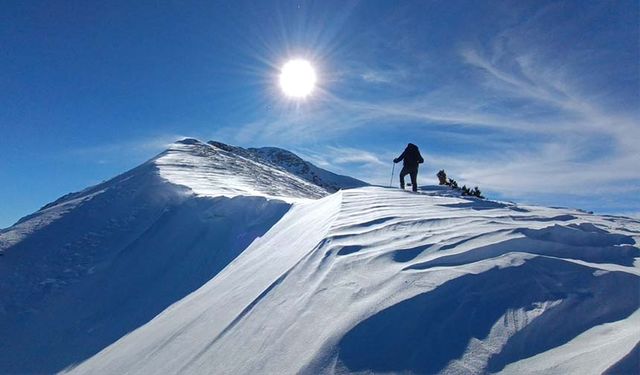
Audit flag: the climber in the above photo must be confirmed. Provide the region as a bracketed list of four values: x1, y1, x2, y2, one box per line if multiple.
[393, 143, 424, 192]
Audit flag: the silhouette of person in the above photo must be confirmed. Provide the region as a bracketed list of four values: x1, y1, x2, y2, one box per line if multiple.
[393, 143, 424, 192]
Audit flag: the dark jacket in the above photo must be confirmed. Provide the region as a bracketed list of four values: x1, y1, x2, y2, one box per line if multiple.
[394, 143, 424, 169]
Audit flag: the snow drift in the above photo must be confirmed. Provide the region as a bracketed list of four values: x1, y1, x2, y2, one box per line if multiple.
[1, 139, 638, 374]
[0, 138, 360, 374]
[67, 187, 640, 374]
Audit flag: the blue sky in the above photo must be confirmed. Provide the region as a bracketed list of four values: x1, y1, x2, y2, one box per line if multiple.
[1, 0, 639, 227]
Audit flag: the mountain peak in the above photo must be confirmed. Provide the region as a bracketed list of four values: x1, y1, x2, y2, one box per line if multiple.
[240, 143, 367, 192]
[157, 138, 367, 198]
[207, 140, 239, 152]
[154, 139, 328, 201]
[175, 137, 204, 146]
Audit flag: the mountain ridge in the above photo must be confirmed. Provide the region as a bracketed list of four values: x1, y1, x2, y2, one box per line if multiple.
[1, 139, 638, 374]
[207, 139, 368, 193]
[3, 138, 366, 232]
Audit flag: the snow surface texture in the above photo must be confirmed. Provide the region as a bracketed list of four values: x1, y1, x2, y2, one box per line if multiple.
[206, 140, 368, 193]
[66, 186, 640, 375]
[0, 138, 362, 374]
[156, 139, 331, 200]
[246, 146, 367, 192]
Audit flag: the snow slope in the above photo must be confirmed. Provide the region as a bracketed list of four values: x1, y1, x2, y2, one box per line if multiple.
[0, 138, 340, 373]
[247, 146, 368, 192]
[68, 186, 640, 375]
[206, 140, 368, 192]
[158, 139, 330, 200]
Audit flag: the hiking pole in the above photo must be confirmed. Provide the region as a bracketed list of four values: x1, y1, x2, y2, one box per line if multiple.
[389, 162, 395, 187]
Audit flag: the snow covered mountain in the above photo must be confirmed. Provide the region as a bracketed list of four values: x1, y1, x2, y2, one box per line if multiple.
[2, 139, 639, 374]
[157, 138, 333, 200]
[247, 146, 367, 192]
[0, 138, 357, 374]
[207, 140, 367, 192]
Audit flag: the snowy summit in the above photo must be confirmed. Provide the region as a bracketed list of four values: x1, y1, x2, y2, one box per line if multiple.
[156, 138, 366, 200]
[0, 139, 638, 374]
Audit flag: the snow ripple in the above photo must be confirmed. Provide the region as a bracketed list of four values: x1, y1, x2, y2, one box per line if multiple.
[69, 186, 640, 375]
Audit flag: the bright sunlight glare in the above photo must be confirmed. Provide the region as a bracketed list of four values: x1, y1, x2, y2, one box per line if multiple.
[279, 59, 317, 98]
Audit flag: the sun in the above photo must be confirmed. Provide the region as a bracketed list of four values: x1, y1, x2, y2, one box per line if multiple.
[279, 59, 317, 98]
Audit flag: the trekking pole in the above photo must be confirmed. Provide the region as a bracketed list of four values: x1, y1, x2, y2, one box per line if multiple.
[389, 163, 395, 187]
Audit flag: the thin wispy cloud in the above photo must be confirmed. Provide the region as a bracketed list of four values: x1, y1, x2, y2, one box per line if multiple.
[359, 65, 412, 86]
[361, 71, 394, 84]
[325, 146, 386, 166]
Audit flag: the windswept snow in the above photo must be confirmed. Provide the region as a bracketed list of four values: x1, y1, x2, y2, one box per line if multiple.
[0, 138, 349, 374]
[67, 186, 640, 375]
[247, 146, 367, 192]
[2, 138, 638, 374]
[205, 140, 368, 193]
[0, 189, 106, 251]
[155, 139, 329, 201]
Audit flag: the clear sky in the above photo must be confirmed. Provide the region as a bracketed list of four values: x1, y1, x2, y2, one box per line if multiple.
[1, 0, 639, 228]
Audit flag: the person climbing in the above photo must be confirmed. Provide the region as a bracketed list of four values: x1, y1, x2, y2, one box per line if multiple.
[393, 143, 424, 192]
